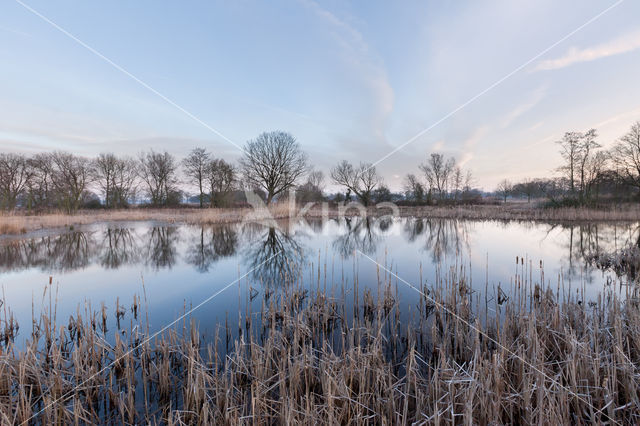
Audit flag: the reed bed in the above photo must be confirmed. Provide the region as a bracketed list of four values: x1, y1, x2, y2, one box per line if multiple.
[2, 203, 639, 236]
[1, 260, 639, 425]
[0, 205, 294, 236]
[401, 204, 640, 222]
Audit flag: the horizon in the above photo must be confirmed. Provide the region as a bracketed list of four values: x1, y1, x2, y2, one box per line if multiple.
[2, 0, 640, 192]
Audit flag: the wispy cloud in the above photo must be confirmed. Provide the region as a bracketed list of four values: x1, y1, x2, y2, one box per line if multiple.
[459, 125, 489, 167]
[595, 106, 640, 129]
[431, 140, 444, 151]
[500, 86, 546, 128]
[535, 30, 640, 71]
[298, 0, 394, 141]
[0, 25, 32, 38]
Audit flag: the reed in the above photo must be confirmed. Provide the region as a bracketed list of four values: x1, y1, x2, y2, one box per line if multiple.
[2, 203, 639, 237]
[400, 203, 640, 222]
[0, 262, 639, 424]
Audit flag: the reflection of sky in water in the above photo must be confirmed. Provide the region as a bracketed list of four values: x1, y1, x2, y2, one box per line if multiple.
[0, 218, 637, 348]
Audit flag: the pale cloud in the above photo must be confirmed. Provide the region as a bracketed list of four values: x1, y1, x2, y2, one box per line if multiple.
[535, 30, 640, 71]
[527, 121, 544, 132]
[459, 126, 489, 168]
[431, 140, 444, 151]
[595, 106, 640, 129]
[500, 86, 546, 129]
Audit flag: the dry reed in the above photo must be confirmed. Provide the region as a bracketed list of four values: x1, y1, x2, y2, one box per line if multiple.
[0, 259, 639, 424]
[2, 203, 639, 237]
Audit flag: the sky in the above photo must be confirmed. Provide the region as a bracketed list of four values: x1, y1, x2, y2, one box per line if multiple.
[1, 0, 640, 191]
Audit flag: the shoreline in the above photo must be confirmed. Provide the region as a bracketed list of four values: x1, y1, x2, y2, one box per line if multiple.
[1, 203, 639, 237]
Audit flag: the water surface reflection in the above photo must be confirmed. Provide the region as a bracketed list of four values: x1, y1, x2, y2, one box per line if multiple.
[1, 218, 638, 350]
[1, 219, 638, 283]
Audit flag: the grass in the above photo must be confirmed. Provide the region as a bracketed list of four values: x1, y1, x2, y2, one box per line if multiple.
[400, 203, 640, 222]
[1, 203, 639, 237]
[0, 259, 639, 424]
[0, 204, 294, 236]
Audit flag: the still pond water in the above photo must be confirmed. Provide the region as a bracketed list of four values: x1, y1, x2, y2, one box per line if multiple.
[0, 217, 637, 348]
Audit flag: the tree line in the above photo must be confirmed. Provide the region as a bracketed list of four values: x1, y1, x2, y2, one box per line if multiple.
[0, 130, 321, 212]
[1, 122, 639, 212]
[492, 121, 640, 205]
[0, 149, 237, 212]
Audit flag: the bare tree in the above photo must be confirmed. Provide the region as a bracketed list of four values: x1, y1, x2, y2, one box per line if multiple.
[183, 148, 210, 208]
[584, 150, 608, 200]
[95, 153, 138, 208]
[462, 170, 474, 199]
[94, 153, 117, 208]
[513, 179, 538, 203]
[496, 179, 512, 203]
[24, 153, 52, 210]
[206, 158, 236, 207]
[138, 150, 179, 206]
[307, 169, 324, 191]
[420, 153, 455, 200]
[297, 169, 325, 203]
[403, 173, 425, 202]
[577, 129, 600, 200]
[556, 131, 582, 195]
[50, 152, 93, 213]
[112, 157, 138, 208]
[331, 161, 381, 206]
[0, 153, 32, 210]
[240, 131, 308, 204]
[612, 121, 640, 198]
[451, 166, 463, 202]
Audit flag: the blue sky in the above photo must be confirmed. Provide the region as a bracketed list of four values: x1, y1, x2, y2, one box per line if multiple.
[1, 0, 639, 190]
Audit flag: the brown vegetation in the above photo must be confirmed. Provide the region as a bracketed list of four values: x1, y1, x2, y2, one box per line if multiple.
[1, 203, 639, 237]
[0, 263, 639, 424]
[399, 203, 640, 222]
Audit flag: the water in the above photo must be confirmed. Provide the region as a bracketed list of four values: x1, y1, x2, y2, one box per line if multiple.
[0, 217, 637, 348]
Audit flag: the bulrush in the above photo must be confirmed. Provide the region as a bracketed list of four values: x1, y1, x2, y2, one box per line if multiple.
[0, 261, 639, 424]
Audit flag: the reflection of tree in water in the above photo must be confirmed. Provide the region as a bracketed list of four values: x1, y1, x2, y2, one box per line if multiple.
[98, 228, 140, 269]
[243, 225, 306, 286]
[556, 222, 640, 282]
[185, 225, 238, 272]
[305, 218, 324, 233]
[378, 217, 393, 232]
[403, 218, 469, 263]
[144, 227, 180, 270]
[332, 217, 380, 257]
[0, 231, 95, 272]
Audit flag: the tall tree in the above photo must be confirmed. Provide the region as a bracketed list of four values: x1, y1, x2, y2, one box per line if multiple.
[584, 151, 608, 201]
[111, 156, 138, 208]
[94, 153, 117, 208]
[50, 152, 93, 213]
[0, 153, 32, 210]
[577, 129, 600, 200]
[240, 131, 308, 204]
[451, 166, 463, 202]
[496, 179, 512, 203]
[206, 158, 236, 207]
[183, 148, 210, 208]
[556, 131, 582, 195]
[419, 153, 455, 200]
[612, 121, 640, 199]
[95, 153, 138, 208]
[331, 161, 381, 206]
[403, 173, 425, 202]
[138, 150, 179, 206]
[26, 153, 54, 209]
